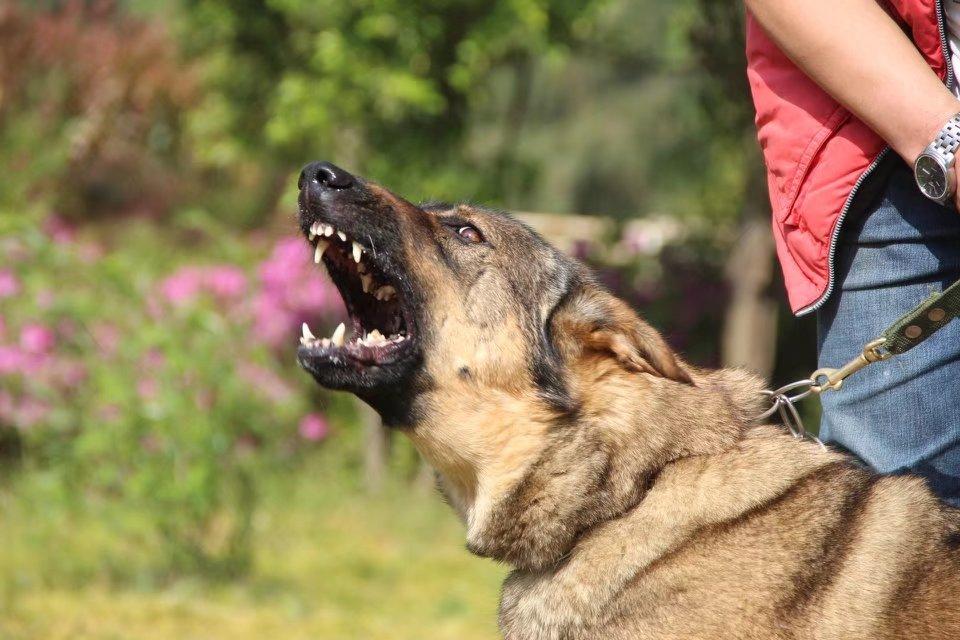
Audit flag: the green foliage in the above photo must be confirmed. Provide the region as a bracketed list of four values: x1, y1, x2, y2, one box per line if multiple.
[177, 0, 608, 216]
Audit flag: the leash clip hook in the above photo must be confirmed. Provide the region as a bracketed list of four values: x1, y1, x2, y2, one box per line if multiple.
[810, 338, 890, 394]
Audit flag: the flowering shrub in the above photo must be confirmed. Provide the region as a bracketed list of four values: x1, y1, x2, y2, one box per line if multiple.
[0, 1, 198, 218]
[0, 213, 345, 577]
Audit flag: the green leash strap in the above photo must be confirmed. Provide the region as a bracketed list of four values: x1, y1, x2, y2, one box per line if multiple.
[811, 276, 960, 393]
[881, 277, 960, 355]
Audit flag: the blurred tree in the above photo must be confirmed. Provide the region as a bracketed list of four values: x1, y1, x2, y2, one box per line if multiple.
[686, 0, 779, 377]
[177, 0, 607, 224]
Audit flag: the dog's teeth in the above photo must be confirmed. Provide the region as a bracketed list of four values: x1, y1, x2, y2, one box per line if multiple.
[352, 242, 363, 263]
[337, 231, 347, 241]
[323, 224, 334, 237]
[375, 285, 395, 300]
[309, 222, 321, 240]
[321, 338, 331, 347]
[360, 273, 373, 293]
[302, 322, 316, 341]
[314, 240, 328, 264]
[357, 262, 367, 274]
[331, 322, 346, 347]
[368, 329, 386, 344]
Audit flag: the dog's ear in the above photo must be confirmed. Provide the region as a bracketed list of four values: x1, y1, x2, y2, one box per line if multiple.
[554, 287, 692, 384]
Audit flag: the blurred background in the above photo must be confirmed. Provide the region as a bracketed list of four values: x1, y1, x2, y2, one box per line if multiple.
[0, 1, 818, 638]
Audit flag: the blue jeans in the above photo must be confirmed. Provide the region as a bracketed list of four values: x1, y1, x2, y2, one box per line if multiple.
[817, 159, 960, 507]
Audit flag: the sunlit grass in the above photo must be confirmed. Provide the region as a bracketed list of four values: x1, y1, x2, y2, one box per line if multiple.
[0, 461, 506, 640]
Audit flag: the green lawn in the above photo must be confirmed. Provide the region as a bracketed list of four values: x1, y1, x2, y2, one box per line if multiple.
[0, 464, 506, 639]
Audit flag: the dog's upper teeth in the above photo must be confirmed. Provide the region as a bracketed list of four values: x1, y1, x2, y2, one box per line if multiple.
[323, 224, 334, 237]
[331, 322, 346, 347]
[360, 273, 373, 293]
[337, 230, 347, 241]
[352, 242, 363, 263]
[315, 239, 328, 264]
[309, 222, 320, 240]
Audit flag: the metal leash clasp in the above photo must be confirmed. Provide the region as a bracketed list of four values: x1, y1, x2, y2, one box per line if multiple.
[809, 338, 890, 394]
[755, 379, 825, 448]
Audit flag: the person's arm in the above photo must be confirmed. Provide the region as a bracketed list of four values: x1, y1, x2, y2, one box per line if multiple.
[746, 0, 960, 203]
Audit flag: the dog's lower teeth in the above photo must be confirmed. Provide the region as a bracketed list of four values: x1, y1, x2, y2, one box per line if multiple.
[331, 322, 346, 347]
[302, 322, 316, 341]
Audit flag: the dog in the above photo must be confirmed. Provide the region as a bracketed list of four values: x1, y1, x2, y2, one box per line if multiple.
[294, 160, 960, 639]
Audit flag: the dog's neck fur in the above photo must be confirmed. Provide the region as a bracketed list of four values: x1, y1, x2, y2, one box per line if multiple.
[408, 355, 766, 572]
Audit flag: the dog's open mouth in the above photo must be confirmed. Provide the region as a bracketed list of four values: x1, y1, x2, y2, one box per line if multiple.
[297, 220, 413, 367]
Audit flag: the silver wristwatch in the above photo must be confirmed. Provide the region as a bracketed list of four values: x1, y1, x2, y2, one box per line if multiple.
[914, 112, 960, 205]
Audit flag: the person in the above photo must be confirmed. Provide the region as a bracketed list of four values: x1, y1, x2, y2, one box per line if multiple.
[744, 0, 960, 506]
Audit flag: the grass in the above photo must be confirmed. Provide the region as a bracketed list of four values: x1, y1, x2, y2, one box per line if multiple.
[0, 461, 507, 640]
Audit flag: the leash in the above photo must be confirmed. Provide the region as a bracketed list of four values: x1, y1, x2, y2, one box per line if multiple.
[756, 276, 960, 443]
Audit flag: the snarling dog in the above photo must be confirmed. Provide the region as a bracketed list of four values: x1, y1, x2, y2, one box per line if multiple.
[294, 161, 960, 639]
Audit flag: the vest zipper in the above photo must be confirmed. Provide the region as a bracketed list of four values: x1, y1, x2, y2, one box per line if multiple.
[796, 0, 956, 317]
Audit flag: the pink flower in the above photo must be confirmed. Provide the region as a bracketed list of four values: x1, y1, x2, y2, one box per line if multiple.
[0, 269, 20, 298]
[160, 267, 204, 306]
[238, 362, 294, 403]
[137, 377, 159, 401]
[20, 324, 55, 354]
[0, 346, 24, 375]
[91, 323, 121, 357]
[206, 266, 246, 299]
[35, 289, 54, 309]
[42, 214, 76, 244]
[158, 264, 248, 307]
[298, 413, 330, 442]
[142, 349, 166, 369]
[14, 396, 50, 429]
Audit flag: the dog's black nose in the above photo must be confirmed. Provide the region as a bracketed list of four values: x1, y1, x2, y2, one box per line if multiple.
[298, 161, 354, 190]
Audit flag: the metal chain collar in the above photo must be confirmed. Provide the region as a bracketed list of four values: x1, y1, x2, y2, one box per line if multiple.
[753, 339, 892, 448]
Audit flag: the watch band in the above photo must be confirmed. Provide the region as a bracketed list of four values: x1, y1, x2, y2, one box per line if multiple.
[928, 113, 960, 162]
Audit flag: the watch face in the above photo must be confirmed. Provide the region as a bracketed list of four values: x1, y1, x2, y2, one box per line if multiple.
[916, 154, 949, 200]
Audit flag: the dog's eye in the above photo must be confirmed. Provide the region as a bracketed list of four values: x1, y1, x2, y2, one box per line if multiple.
[456, 224, 484, 244]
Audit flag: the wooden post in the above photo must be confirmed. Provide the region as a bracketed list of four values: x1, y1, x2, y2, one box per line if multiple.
[721, 216, 778, 378]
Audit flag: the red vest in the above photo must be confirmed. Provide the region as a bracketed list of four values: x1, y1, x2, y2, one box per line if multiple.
[746, 0, 950, 315]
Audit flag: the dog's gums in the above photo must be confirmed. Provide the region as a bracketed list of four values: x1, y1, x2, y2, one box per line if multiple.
[297, 219, 412, 366]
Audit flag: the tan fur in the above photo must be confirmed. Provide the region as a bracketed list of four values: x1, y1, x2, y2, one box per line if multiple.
[301, 185, 960, 639]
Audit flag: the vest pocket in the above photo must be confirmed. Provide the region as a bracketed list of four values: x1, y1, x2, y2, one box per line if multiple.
[777, 106, 851, 224]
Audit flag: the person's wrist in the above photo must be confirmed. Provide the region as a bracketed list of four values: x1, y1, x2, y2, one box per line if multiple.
[907, 101, 960, 165]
